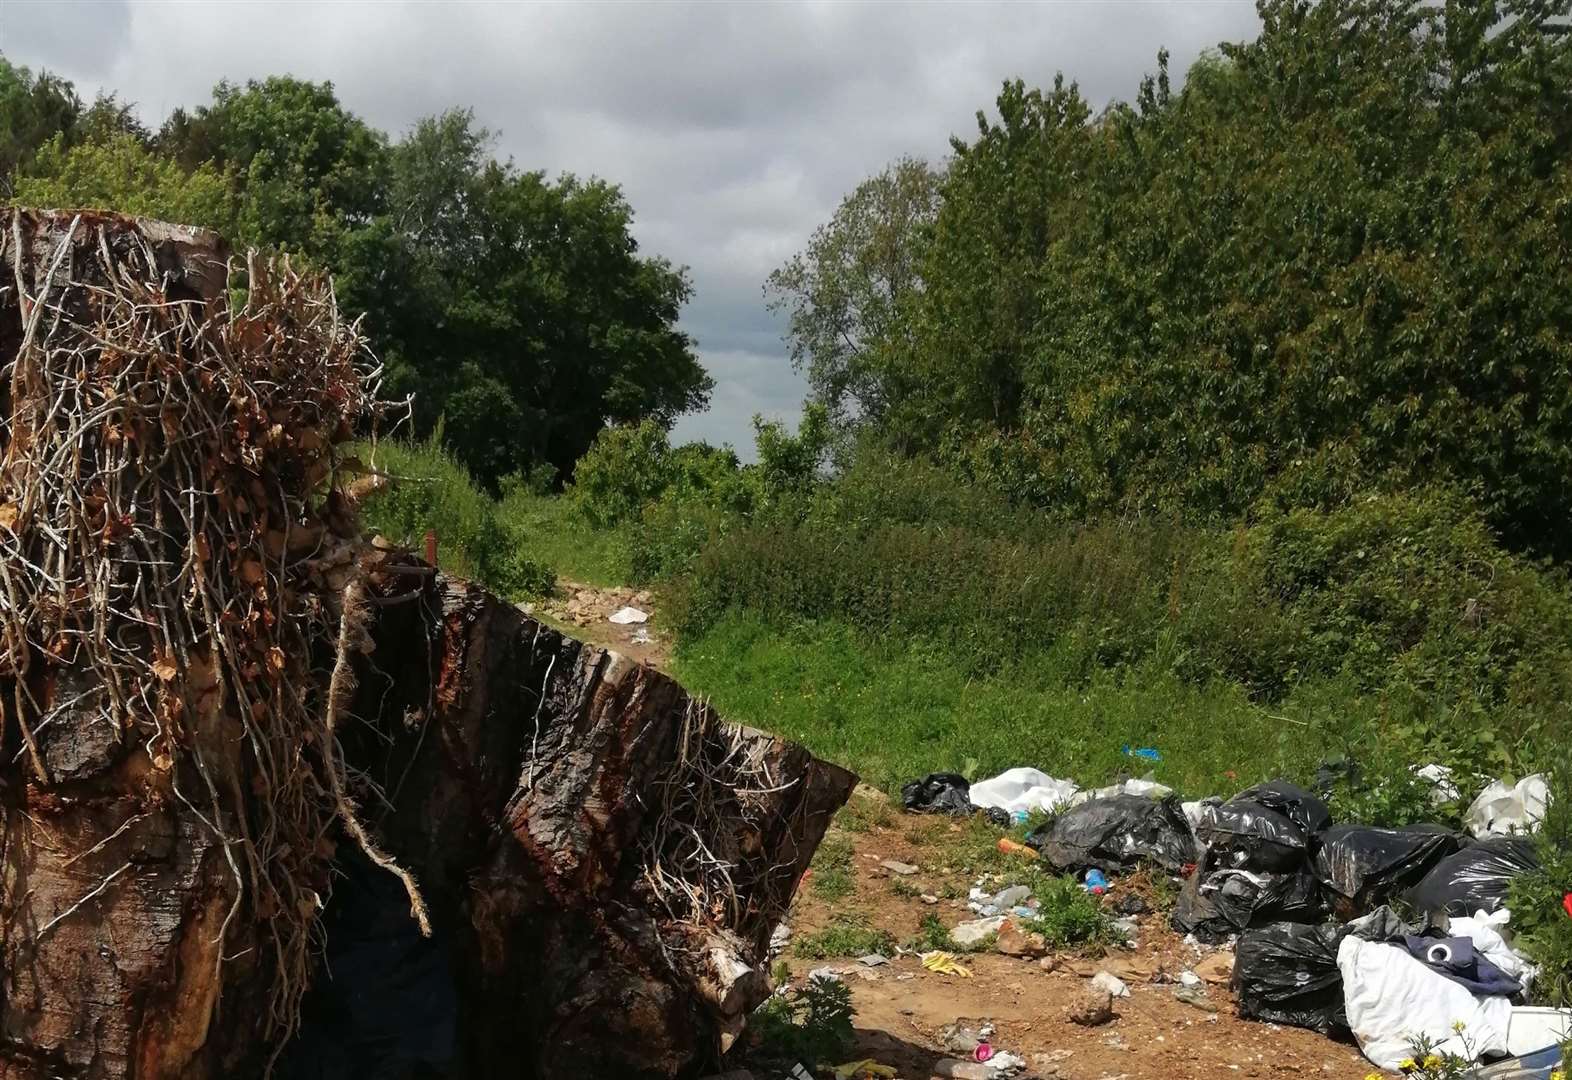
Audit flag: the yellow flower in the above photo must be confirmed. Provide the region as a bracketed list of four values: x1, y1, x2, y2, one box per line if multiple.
[1451, 1019, 1467, 1034]
[1365, 1074, 1385, 1080]
[1398, 1060, 1417, 1072]
[1423, 1055, 1443, 1070]
[1549, 1070, 1564, 1080]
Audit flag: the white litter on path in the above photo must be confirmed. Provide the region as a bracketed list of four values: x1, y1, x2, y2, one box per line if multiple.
[608, 606, 650, 625]
[968, 768, 1082, 815]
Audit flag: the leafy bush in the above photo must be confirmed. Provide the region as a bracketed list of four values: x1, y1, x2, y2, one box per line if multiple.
[676, 467, 1572, 779]
[1509, 757, 1572, 1008]
[359, 433, 554, 599]
[746, 975, 855, 1069]
[570, 421, 676, 529]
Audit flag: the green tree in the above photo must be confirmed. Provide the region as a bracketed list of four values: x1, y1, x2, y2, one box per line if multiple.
[336, 110, 710, 485]
[766, 157, 941, 436]
[15, 133, 234, 230]
[159, 76, 389, 263]
[0, 56, 82, 193]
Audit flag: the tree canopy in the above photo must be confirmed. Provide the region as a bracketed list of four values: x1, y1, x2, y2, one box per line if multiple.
[1, 65, 710, 486]
[772, 0, 1572, 555]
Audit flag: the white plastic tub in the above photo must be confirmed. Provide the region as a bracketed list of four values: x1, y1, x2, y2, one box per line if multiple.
[1505, 1006, 1572, 1055]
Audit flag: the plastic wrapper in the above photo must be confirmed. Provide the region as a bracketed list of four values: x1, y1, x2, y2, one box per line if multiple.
[1172, 865, 1326, 944]
[1406, 837, 1542, 918]
[1314, 823, 1462, 915]
[1030, 794, 1198, 874]
[900, 773, 974, 816]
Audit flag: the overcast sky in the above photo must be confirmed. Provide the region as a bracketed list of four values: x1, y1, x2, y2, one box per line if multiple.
[3, 0, 1261, 456]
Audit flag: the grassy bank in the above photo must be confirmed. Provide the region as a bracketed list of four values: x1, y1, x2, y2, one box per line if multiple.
[672, 612, 1372, 798]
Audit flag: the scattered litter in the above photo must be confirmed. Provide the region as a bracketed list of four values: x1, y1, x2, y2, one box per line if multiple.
[921, 894, 940, 905]
[832, 1060, 897, 1080]
[995, 837, 1038, 860]
[1194, 951, 1233, 984]
[880, 859, 919, 876]
[1415, 763, 1462, 805]
[1090, 971, 1130, 998]
[1194, 781, 1329, 873]
[921, 951, 973, 977]
[1172, 863, 1324, 942]
[857, 954, 889, 967]
[1447, 908, 1538, 987]
[630, 626, 653, 644]
[807, 966, 842, 983]
[769, 922, 792, 956]
[1505, 1006, 1572, 1056]
[1083, 869, 1110, 894]
[941, 1020, 991, 1054]
[1401, 933, 1521, 996]
[1115, 893, 1150, 915]
[902, 773, 976, 816]
[1466, 775, 1550, 837]
[968, 767, 1082, 815]
[1123, 745, 1162, 762]
[1232, 922, 1346, 1034]
[973, 1042, 994, 1062]
[1091, 776, 1174, 800]
[1178, 970, 1203, 987]
[1174, 984, 1217, 1012]
[931, 1059, 994, 1079]
[607, 605, 649, 624]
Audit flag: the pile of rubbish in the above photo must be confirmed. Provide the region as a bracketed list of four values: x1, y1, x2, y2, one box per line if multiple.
[901, 763, 1565, 1075]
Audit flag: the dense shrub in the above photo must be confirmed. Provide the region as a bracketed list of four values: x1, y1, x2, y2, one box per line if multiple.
[1509, 756, 1572, 1008]
[359, 434, 554, 599]
[677, 459, 1572, 776]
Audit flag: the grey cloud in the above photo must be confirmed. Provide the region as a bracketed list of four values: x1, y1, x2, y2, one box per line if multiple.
[4, 0, 1262, 459]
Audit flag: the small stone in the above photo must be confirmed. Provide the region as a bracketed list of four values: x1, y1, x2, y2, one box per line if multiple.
[1174, 984, 1217, 1012]
[1038, 955, 1059, 972]
[1196, 951, 1235, 985]
[1067, 988, 1116, 1026]
[995, 924, 1048, 958]
[880, 859, 919, 876]
[1090, 971, 1130, 998]
[1100, 954, 1162, 983]
[931, 1060, 993, 1080]
[1116, 893, 1151, 915]
[858, 954, 890, 967]
[921, 894, 940, 905]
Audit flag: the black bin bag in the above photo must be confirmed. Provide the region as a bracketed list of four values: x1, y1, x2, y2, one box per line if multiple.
[901, 773, 974, 816]
[1406, 837, 1542, 919]
[1172, 865, 1326, 944]
[1232, 921, 1347, 1034]
[1195, 784, 1324, 874]
[1314, 824, 1462, 916]
[1031, 794, 1198, 875]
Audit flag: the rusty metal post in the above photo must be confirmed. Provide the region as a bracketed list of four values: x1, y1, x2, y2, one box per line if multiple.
[424, 529, 438, 567]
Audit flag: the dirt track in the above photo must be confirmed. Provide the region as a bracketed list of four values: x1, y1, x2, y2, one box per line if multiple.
[777, 803, 1376, 1080]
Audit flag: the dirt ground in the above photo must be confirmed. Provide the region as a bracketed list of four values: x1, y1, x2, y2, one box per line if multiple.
[522, 577, 673, 667]
[772, 798, 1378, 1080]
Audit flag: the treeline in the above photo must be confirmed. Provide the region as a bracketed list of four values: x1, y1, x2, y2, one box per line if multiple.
[770, 0, 1572, 558]
[0, 58, 711, 485]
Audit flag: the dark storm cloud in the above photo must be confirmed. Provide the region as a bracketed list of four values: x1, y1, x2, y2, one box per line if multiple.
[3, 0, 1262, 456]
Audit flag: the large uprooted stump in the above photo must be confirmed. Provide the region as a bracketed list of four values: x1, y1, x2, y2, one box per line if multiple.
[0, 209, 855, 1079]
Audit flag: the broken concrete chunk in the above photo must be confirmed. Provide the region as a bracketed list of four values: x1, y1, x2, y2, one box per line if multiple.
[1067, 989, 1116, 1026]
[950, 915, 1008, 947]
[880, 858, 919, 875]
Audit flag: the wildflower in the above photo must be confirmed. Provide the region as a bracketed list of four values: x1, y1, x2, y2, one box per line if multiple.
[1450, 1019, 1466, 1034]
[1398, 1060, 1417, 1072]
[1550, 1070, 1565, 1080]
[1423, 1054, 1443, 1070]
[1365, 1074, 1386, 1080]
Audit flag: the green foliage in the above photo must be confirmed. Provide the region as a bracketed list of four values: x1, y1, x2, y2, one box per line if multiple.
[675, 454, 1572, 777]
[1022, 874, 1125, 951]
[357, 434, 554, 600]
[2, 62, 710, 489]
[790, 914, 896, 960]
[778, 2, 1572, 557]
[1508, 756, 1572, 1007]
[809, 833, 856, 901]
[15, 133, 235, 231]
[746, 975, 856, 1069]
[766, 157, 942, 435]
[571, 421, 684, 529]
[493, 488, 631, 588]
[1324, 754, 1462, 830]
[908, 913, 956, 952]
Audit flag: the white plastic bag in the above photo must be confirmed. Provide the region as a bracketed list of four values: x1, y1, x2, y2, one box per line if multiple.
[968, 767, 1081, 815]
[1446, 908, 1538, 988]
[1091, 777, 1174, 801]
[1465, 775, 1549, 837]
[1337, 936, 1512, 1070]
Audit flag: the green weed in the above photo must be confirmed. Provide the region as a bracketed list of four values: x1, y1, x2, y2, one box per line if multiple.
[746, 973, 855, 1069]
[791, 914, 896, 959]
